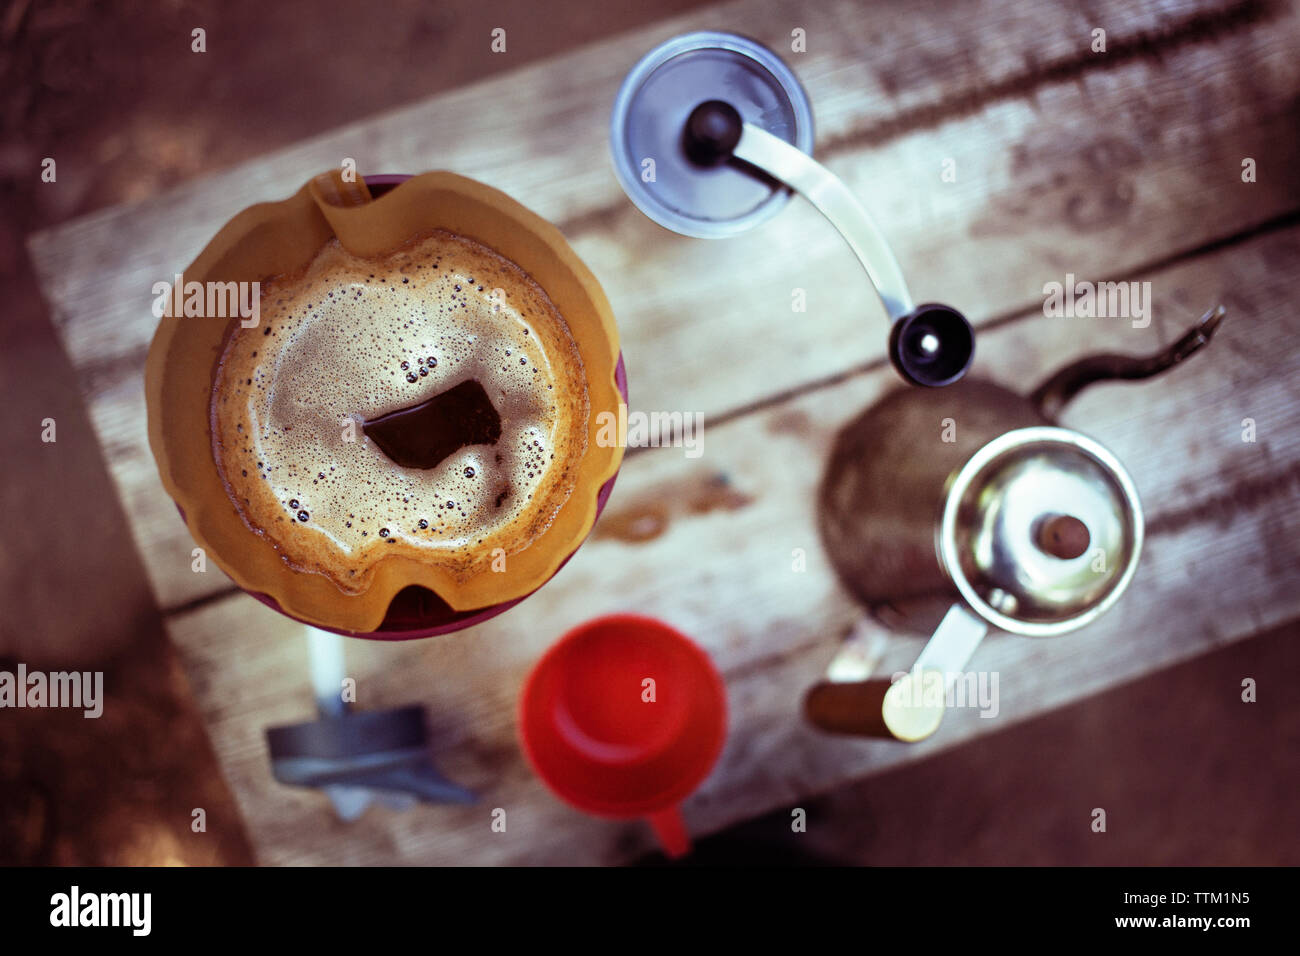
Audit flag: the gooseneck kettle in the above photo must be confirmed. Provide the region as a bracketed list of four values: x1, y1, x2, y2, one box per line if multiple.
[808, 307, 1226, 740]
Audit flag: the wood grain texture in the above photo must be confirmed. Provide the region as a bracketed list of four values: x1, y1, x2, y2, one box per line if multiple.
[167, 224, 1300, 864]
[26, 0, 1300, 610]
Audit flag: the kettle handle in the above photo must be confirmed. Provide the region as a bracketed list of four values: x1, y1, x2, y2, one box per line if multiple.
[1029, 305, 1225, 419]
[805, 605, 987, 741]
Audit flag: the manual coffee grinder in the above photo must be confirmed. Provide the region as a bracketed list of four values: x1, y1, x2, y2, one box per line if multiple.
[609, 31, 975, 388]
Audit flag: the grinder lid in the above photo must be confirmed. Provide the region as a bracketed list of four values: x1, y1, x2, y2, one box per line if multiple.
[940, 427, 1144, 637]
[609, 31, 815, 238]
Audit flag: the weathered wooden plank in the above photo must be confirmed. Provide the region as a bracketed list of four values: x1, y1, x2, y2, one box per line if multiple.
[28, 0, 1299, 611]
[31, 0, 1294, 379]
[167, 224, 1300, 864]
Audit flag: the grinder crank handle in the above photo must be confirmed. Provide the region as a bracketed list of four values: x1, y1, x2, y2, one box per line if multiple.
[805, 605, 988, 741]
[683, 100, 975, 387]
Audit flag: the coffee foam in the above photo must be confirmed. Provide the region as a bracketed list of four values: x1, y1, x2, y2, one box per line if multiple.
[210, 230, 589, 595]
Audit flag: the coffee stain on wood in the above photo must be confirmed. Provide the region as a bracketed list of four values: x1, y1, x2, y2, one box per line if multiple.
[595, 503, 670, 543]
[594, 472, 755, 544]
[686, 473, 755, 515]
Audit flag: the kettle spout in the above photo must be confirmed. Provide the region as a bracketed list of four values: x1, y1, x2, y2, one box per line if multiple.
[1031, 305, 1227, 420]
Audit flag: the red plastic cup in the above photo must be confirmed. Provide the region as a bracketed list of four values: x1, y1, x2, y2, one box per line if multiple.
[518, 614, 727, 857]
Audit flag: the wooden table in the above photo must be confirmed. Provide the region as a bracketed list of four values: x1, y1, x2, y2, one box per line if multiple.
[28, 0, 1300, 864]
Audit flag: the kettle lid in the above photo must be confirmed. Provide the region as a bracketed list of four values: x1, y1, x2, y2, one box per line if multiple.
[940, 427, 1144, 637]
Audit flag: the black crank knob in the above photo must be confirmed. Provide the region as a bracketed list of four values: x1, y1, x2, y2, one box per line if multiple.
[683, 99, 744, 166]
[889, 304, 975, 388]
